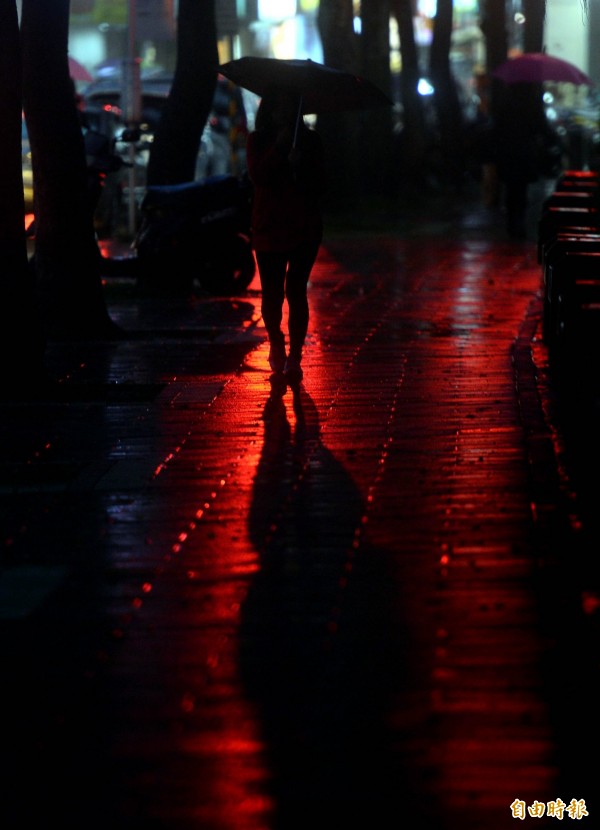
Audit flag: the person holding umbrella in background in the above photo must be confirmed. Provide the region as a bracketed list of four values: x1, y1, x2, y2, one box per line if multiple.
[492, 81, 551, 238]
[246, 87, 326, 383]
[491, 52, 592, 238]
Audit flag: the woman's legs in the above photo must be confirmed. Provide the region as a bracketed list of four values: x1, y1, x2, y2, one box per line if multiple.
[285, 240, 320, 361]
[256, 251, 288, 371]
[256, 250, 287, 337]
[256, 240, 320, 377]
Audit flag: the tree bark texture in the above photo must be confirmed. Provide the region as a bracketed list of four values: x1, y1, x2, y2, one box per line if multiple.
[21, 0, 115, 338]
[0, 0, 45, 383]
[391, 0, 429, 185]
[0, 0, 26, 261]
[429, 0, 466, 186]
[317, 0, 362, 205]
[360, 0, 395, 197]
[146, 0, 218, 185]
[523, 0, 546, 54]
[479, 0, 509, 119]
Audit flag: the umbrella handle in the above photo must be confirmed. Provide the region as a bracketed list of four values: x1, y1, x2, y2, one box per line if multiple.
[293, 96, 303, 148]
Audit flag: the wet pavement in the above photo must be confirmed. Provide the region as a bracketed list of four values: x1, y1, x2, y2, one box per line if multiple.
[1, 190, 599, 829]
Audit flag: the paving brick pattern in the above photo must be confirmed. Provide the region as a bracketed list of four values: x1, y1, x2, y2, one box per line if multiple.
[0, 216, 598, 829]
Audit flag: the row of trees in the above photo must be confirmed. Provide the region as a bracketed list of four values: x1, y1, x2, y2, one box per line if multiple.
[317, 0, 548, 201]
[1, 0, 551, 388]
[1, 0, 219, 388]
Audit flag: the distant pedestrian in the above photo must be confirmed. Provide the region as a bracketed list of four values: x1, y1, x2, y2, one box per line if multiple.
[246, 87, 326, 383]
[492, 82, 553, 238]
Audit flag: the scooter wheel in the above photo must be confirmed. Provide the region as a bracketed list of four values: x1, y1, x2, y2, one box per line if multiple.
[200, 234, 256, 296]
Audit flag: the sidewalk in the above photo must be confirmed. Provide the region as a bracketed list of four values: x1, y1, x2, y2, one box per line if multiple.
[1, 192, 598, 829]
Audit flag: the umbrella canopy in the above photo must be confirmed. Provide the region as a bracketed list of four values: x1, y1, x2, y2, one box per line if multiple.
[493, 52, 593, 86]
[219, 56, 393, 114]
[69, 56, 93, 83]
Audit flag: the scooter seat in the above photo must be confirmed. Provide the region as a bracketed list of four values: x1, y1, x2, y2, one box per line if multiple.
[142, 174, 240, 214]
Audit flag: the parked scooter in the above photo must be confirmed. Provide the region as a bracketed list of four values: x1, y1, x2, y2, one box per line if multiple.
[84, 125, 256, 296]
[27, 122, 256, 297]
[132, 173, 256, 296]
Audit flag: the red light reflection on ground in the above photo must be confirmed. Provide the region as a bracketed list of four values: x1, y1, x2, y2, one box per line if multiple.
[94, 234, 566, 827]
[100, 355, 276, 826]
[399, 238, 558, 814]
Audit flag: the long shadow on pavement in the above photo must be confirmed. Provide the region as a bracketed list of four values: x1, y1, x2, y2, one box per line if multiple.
[241, 381, 428, 828]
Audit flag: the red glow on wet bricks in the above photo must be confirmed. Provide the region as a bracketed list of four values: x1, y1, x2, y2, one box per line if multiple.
[582, 592, 600, 615]
[18, 231, 592, 829]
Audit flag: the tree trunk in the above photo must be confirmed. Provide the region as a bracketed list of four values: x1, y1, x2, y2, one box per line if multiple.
[360, 0, 395, 198]
[479, 0, 509, 118]
[523, 0, 546, 54]
[317, 0, 362, 208]
[429, 0, 465, 188]
[480, 0, 508, 73]
[391, 0, 429, 188]
[523, 0, 549, 153]
[146, 0, 218, 186]
[0, 0, 45, 385]
[21, 0, 117, 340]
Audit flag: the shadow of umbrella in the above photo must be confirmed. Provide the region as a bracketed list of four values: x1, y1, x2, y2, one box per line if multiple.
[241, 381, 417, 827]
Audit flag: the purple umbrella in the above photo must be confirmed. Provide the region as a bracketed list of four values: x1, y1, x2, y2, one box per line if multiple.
[493, 53, 593, 86]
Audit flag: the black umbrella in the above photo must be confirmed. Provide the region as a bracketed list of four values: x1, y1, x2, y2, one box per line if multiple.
[219, 56, 393, 115]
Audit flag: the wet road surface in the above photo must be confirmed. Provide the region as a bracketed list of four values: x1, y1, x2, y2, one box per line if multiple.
[1, 201, 598, 829]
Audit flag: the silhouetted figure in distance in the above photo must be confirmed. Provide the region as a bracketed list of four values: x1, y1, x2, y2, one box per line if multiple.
[493, 82, 550, 239]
